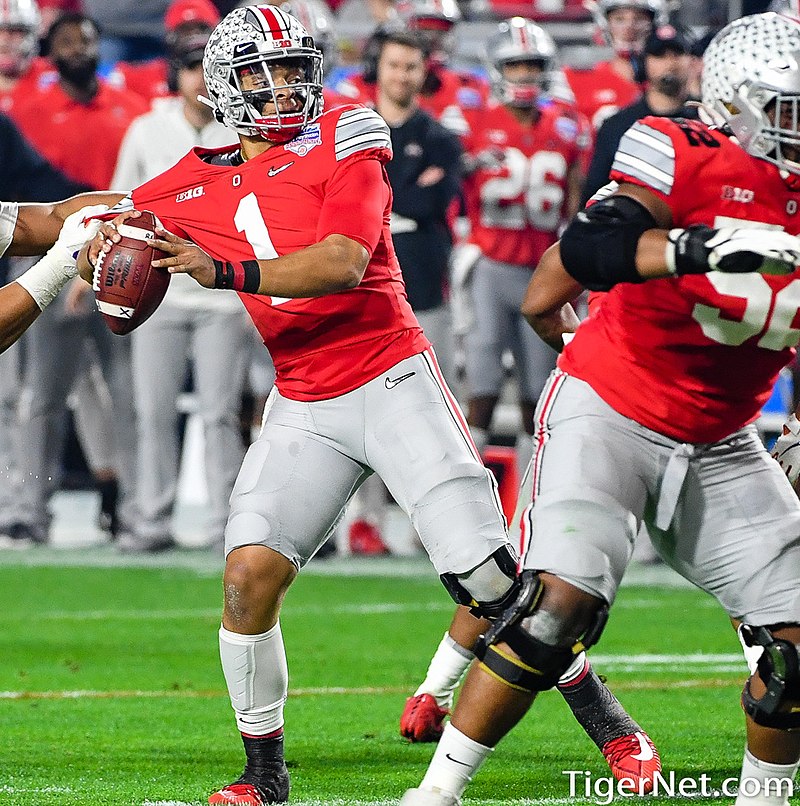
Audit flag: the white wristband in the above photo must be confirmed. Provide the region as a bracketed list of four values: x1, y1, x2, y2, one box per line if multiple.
[0, 201, 19, 259]
[664, 229, 682, 275]
[14, 247, 76, 310]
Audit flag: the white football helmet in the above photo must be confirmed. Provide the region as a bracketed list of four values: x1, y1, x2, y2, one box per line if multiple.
[586, 0, 667, 56]
[203, 5, 323, 143]
[702, 12, 800, 181]
[0, 0, 41, 77]
[486, 17, 558, 108]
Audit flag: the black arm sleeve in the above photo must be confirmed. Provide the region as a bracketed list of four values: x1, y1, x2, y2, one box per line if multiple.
[560, 195, 658, 291]
[0, 113, 89, 202]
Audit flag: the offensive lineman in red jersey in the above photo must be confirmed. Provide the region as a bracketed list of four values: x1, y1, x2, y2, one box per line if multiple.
[400, 12, 800, 806]
[400, 17, 661, 790]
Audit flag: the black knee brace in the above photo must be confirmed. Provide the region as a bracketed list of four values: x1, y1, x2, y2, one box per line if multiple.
[740, 624, 800, 730]
[473, 571, 608, 694]
[439, 545, 520, 619]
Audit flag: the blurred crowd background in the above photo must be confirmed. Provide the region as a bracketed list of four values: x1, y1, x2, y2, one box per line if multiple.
[0, 0, 789, 558]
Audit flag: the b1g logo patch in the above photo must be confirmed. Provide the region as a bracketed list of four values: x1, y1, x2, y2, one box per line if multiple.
[284, 123, 321, 156]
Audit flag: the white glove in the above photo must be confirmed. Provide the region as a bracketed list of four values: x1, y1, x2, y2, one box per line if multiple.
[771, 413, 800, 485]
[667, 225, 800, 276]
[53, 204, 109, 270]
[15, 204, 108, 310]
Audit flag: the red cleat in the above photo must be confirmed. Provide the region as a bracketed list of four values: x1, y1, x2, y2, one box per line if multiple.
[601, 731, 662, 794]
[208, 783, 268, 805]
[400, 693, 450, 743]
[348, 518, 390, 555]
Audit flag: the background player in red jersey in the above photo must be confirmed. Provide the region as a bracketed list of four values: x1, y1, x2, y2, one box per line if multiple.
[400, 12, 800, 806]
[564, 0, 667, 130]
[83, 7, 521, 804]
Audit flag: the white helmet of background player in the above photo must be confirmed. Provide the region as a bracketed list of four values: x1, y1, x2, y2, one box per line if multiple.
[486, 17, 558, 108]
[702, 12, 800, 183]
[586, 0, 667, 56]
[0, 0, 41, 78]
[396, 0, 460, 65]
[203, 4, 323, 143]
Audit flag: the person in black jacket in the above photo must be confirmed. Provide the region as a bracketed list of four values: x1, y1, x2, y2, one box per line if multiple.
[582, 25, 696, 205]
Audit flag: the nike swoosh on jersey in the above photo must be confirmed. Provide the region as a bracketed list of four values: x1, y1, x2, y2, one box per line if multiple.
[268, 162, 295, 177]
[384, 371, 416, 389]
[445, 753, 471, 767]
[631, 732, 654, 761]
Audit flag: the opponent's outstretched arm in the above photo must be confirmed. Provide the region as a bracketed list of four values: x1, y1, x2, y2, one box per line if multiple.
[4, 193, 125, 257]
[0, 203, 109, 354]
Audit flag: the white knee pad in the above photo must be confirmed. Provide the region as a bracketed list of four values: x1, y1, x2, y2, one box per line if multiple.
[219, 623, 288, 735]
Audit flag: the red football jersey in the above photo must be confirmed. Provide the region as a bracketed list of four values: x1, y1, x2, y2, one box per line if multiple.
[128, 104, 428, 401]
[560, 116, 800, 443]
[462, 99, 586, 267]
[563, 61, 640, 131]
[10, 79, 148, 188]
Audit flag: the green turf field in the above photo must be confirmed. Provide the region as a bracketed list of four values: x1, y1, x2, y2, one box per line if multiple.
[0, 554, 752, 805]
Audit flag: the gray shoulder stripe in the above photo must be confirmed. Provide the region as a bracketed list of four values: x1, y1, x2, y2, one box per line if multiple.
[336, 135, 392, 161]
[612, 152, 673, 194]
[616, 138, 674, 179]
[629, 120, 674, 149]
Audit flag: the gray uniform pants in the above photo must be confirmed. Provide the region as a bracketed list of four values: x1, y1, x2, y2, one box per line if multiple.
[520, 371, 800, 625]
[225, 349, 510, 572]
[131, 302, 250, 542]
[465, 256, 557, 401]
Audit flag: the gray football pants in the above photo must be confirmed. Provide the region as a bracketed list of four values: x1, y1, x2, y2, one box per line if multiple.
[519, 371, 800, 625]
[225, 349, 511, 573]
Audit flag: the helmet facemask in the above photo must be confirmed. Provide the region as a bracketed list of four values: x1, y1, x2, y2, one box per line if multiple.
[486, 18, 557, 109]
[232, 48, 322, 143]
[203, 5, 324, 144]
[701, 13, 800, 186]
[495, 58, 549, 107]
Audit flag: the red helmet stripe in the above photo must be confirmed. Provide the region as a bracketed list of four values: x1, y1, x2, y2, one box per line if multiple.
[255, 5, 289, 42]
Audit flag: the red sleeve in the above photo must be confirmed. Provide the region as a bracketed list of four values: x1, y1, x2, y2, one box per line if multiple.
[316, 156, 389, 256]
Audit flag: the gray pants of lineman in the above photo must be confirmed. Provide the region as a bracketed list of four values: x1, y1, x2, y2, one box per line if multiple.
[131, 302, 251, 543]
[520, 371, 800, 625]
[225, 350, 511, 573]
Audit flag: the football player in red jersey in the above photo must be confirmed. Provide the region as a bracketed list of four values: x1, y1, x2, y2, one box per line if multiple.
[401, 17, 660, 791]
[564, 0, 667, 130]
[401, 12, 800, 806]
[80, 7, 517, 804]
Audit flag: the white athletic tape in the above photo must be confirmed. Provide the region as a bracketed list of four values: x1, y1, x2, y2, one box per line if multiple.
[95, 300, 135, 319]
[116, 224, 155, 240]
